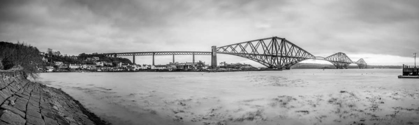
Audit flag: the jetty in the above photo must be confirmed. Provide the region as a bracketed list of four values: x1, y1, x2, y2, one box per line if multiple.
[398, 64, 419, 78]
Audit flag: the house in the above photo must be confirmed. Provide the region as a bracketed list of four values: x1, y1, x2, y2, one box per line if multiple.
[81, 64, 97, 70]
[86, 65, 97, 70]
[167, 64, 177, 70]
[121, 64, 129, 68]
[104, 62, 113, 66]
[69, 64, 81, 69]
[132, 65, 142, 70]
[117, 62, 123, 67]
[137, 65, 147, 70]
[154, 65, 167, 70]
[176, 62, 195, 70]
[58, 64, 69, 69]
[85, 57, 100, 62]
[96, 62, 104, 67]
[146, 65, 156, 69]
[45, 66, 54, 72]
[54, 61, 63, 66]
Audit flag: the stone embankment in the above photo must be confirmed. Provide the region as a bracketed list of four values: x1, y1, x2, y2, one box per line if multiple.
[0, 71, 108, 125]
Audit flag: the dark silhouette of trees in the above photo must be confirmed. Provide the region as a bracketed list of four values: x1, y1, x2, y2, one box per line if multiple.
[0, 41, 43, 78]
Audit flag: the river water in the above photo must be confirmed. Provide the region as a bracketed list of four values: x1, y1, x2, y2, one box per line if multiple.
[37, 69, 419, 125]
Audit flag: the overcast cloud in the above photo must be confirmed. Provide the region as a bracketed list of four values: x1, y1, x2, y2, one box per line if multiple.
[1, 0, 418, 65]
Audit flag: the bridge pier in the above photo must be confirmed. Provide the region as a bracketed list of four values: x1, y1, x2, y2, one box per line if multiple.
[211, 46, 217, 68]
[113, 54, 117, 58]
[173, 54, 175, 63]
[192, 53, 195, 64]
[152, 53, 155, 66]
[132, 54, 136, 64]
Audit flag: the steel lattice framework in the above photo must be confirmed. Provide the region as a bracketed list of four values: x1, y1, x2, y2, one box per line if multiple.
[216, 36, 315, 69]
[324, 52, 353, 69]
[355, 58, 368, 69]
[87, 36, 369, 69]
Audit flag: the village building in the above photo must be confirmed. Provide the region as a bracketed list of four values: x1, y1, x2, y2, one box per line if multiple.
[154, 65, 167, 70]
[54, 61, 63, 66]
[69, 64, 81, 69]
[45, 66, 54, 72]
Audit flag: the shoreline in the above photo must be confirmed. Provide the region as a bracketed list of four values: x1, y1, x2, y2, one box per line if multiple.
[0, 71, 109, 125]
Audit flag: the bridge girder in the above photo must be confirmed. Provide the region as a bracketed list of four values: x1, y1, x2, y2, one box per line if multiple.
[94, 51, 211, 57]
[324, 52, 353, 69]
[216, 36, 315, 69]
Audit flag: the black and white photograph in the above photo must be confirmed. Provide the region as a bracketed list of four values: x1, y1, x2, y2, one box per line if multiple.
[1, 0, 419, 125]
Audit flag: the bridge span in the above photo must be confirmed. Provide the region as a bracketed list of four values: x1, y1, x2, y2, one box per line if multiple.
[99, 51, 211, 65]
[91, 36, 367, 69]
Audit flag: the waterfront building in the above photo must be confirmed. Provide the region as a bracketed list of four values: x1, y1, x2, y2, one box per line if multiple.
[81, 64, 97, 70]
[96, 61, 104, 67]
[219, 62, 255, 70]
[104, 62, 113, 66]
[86, 65, 97, 70]
[57, 64, 69, 71]
[69, 64, 81, 69]
[154, 65, 167, 70]
[167, 64, 177, 70]
[147, 65, 156, 69]
[54, 61, 63, 66]
[45, 66, 54, 72]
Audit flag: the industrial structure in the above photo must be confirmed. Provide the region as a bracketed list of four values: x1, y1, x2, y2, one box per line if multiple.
[91, 36, 368, 69]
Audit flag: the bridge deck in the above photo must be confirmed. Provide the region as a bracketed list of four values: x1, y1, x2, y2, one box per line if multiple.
[98, 51, 212, 56]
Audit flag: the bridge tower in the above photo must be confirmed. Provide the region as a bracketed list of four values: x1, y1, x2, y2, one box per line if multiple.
[355, 58, 367, 69]
[211, 46, 217, 68]
[215, 36, 315, 69]
[324, 52, 353, 69]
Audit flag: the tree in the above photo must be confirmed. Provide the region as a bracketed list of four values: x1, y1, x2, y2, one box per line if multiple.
[0, 41, 44, 78]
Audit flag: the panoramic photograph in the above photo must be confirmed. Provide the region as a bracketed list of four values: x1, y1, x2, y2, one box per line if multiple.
[1, 0, 418, 125]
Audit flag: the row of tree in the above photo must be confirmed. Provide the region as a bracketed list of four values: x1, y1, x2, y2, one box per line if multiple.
[0, 41, 43, 78]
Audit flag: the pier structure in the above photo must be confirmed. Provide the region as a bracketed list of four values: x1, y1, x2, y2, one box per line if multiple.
[401, 64, 419, 76]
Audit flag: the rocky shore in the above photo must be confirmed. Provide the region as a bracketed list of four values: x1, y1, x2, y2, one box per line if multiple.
[0, 71, 108, 125]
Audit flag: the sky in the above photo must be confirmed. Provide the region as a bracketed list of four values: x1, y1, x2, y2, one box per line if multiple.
[1, 0, 418, 66]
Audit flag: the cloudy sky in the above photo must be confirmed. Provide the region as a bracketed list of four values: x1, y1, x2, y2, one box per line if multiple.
[1, 0, 418, 66]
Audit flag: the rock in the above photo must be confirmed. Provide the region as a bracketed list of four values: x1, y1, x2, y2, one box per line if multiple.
[0, 110, 26, 125]
[1, 71, 109, 125]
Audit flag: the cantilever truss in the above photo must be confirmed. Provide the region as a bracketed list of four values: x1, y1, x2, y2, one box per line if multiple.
[216, 36, 315, 69]
[324, 52, 353, 69]
[355, 58, 368, 69]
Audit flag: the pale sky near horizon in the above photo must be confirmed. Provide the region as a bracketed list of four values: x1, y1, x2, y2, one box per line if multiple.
[1, 0, 418, 66]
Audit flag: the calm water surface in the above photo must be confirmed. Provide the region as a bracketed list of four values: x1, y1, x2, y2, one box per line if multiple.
[37, 69, 419, 125]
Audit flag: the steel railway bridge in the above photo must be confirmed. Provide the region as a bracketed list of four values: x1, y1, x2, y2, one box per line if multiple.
[92, 36, 367, 69]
